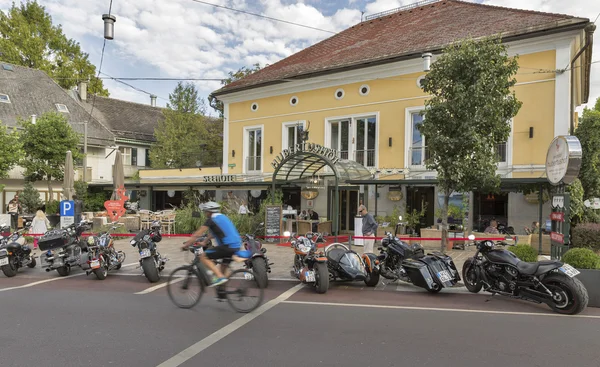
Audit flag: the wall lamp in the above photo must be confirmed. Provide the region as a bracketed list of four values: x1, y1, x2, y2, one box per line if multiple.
[232, 150, 235, 157]
[529, 127, 534, 139]
[388, 137, 392, 147]
[422, 52, 432, 72]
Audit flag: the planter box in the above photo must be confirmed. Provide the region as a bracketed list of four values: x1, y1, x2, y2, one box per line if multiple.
[576, 269, 600, 308]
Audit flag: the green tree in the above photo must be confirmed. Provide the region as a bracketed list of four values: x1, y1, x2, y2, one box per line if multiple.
[0, 0, 108, 96]
[0, 121, 23, 179]
[575, 97, 600, 200]
[19, 181, 42, 214]
[19, 111, 82, 200]
[208, 63, 263, 117]
[419, 36, 522, 252]
[150, 82, 218, 168]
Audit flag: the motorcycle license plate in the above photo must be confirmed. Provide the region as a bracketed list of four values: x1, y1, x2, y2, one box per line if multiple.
[140, 249, 151, 258]
[90, 260, 100, 269]
[305, 271, 316, 282]
[0, 257, 8, 266]
[559, 264, 580, 278]
[437, 270, 452, 282]
[244, 272, 254, 280]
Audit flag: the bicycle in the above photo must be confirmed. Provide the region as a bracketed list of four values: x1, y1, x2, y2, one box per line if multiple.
[166, 243, 264, 313]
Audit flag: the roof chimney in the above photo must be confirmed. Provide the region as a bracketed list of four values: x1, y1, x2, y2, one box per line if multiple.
[79, 81, 87, 102]
[150, 95, 157, 107]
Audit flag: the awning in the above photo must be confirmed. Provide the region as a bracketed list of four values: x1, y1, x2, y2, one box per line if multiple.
[272, 154, 372, 183]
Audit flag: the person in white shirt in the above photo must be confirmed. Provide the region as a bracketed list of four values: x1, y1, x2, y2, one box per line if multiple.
[238, 201, 249, 215]
[31, 210, 50, 248]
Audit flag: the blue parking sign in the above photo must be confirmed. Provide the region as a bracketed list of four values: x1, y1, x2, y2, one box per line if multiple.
[60, 200, 75, 216]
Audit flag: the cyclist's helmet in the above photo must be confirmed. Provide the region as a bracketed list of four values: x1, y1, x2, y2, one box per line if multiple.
[199, 201, 221, 213]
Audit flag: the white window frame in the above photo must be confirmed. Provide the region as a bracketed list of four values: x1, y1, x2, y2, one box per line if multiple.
[119, 146, 132, 166]
[404, 106, 513, 169]
[243, 124, 264, 173]
[282, 120, 307, 150]
[324, 112, 379, 168]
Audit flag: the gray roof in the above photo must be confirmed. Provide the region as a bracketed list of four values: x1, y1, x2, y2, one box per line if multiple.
[74, 94, 165, 144]
[0, 63, 115, 146]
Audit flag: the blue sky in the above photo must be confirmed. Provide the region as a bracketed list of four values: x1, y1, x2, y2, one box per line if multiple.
[1, 0, 598, 115]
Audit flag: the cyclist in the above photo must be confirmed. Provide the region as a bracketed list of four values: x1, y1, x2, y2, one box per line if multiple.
[182, 201, 241, 287]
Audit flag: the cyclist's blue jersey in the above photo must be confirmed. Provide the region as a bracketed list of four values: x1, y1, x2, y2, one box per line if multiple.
[204, 213, 241, 249]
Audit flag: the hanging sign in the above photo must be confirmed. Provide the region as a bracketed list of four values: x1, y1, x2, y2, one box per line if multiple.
[550, 212, 564, 222]
[545, 136, 582, 185]
[552, 195, 565, 209]
[271, 143, 340, 170]
[550, 232, 564, 244]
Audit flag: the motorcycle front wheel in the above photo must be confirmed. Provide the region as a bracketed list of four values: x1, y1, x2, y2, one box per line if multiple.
[250, 257, 268, 288]
[541, 274, 589, 315]
[314, 262, 329, 294]
[462, 258, 482, 293]
[142, 257, 160, 283]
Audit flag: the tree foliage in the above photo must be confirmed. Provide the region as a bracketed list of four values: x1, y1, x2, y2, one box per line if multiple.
[575, 98, 600, 200]
[20, 181, 43, 214]
[208, 63, 263, 117]
[0, 0, 108, 96]
[419, 36, 522, 251]
[150, 82, 221, 168]
[0, 121, 23, 179]
[19, 111, 82, 198]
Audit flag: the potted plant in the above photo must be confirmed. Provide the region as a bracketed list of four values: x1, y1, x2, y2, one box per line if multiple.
[561, 248, 600, 308]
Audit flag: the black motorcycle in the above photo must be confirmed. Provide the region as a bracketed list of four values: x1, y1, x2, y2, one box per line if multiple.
[377, 230, 461, 293]
[324, 242, 380, 287]
[242, 223, 272, 288]
[39, 220, 93, 276]
[130, 220, 167, 283]
[462, 235, 589, 315]
[0, 222, 37, 277]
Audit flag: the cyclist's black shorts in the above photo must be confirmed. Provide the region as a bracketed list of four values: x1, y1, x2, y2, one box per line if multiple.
[205, 245, 238, 264]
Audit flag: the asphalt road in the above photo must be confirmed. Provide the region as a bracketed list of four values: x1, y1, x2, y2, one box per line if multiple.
[1, 267, 600, 367]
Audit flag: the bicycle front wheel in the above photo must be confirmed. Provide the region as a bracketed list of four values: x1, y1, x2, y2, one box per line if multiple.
[167, 266, 205, 309]
[225, 269, 264, 313]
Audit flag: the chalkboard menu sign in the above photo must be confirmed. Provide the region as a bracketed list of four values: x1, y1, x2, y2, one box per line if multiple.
[265, 205, 282, 243]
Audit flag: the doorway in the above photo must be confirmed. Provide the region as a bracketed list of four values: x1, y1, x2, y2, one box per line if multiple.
[329, 188, 359, 233]
[406, 186, 435, 235]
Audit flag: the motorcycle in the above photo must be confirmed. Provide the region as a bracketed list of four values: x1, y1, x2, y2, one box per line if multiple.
[38, 220, 93, 276]
[84, 222, 127, 280]
[0, 222, 37, 277]
[324, 242, 380, 287]
[241, 222, 272, 288]
[462, 235, 589, 315]
[376, 217, 461, 293]
[130, 220, 167, 283]
[285, 231, 329, 294]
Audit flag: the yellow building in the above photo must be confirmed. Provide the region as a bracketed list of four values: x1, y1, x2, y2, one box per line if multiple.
[144, 0, 595, 237]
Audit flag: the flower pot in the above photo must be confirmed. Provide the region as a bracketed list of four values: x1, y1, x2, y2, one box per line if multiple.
[576, 269, 600, 308]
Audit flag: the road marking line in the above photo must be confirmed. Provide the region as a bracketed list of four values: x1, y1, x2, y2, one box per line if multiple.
[156, 283, 305, 367]
[281, 300, 600, 319]
[0, 262, 137, 292]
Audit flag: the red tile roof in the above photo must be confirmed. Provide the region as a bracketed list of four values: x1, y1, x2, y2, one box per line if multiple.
[213, 0, 589, 96]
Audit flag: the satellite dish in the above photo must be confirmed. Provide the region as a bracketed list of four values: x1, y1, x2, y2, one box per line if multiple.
[250, 190, 262, 198]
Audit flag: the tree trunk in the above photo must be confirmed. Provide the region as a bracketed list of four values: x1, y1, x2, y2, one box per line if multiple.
[440, 188, 451, 253]
[47, 176, 53, 203]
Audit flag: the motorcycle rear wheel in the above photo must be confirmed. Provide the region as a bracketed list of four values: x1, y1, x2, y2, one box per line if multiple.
[364, 270, 380, 287]
[94, 257, 108, 280]
[57, 266, 70, 277]
[1, 257, 17, 277]
[541, 274, 589, 315]
[27, 258, 36, 268]
[462, 258, 482, 293]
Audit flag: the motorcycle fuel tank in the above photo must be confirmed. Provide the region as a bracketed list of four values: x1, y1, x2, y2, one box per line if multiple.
[485, 249, 520, 266]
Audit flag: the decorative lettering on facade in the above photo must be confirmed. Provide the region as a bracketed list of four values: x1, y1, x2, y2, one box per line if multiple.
[203, 175, 237, 183]
[270, 143, 340, 170]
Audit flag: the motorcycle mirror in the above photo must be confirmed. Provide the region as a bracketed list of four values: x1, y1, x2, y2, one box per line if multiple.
[468, 234, 475, 241]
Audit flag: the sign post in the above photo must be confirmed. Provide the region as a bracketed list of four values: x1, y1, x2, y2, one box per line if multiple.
[60, 200, 75, 228]
[545, 135, 582, 259]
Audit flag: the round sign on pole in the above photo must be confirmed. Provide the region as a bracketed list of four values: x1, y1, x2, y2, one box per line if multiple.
[545, 135, 582, 185]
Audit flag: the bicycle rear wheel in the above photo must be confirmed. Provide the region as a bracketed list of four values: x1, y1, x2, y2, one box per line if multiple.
[224, 269, 264, 313]
[167, 266, 205, 309]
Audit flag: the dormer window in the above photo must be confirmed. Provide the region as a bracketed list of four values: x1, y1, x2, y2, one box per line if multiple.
[56, 103, 69, 113]
[0, 94, 10, 103]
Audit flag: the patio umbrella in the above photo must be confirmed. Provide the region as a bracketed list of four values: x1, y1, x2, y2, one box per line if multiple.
[112, 149, 125, 200]
[63, 150, 75, 200]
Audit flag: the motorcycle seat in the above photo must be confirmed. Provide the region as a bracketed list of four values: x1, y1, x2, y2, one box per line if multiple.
[516, 260, 562, 276]
[326, 248, 346, 263]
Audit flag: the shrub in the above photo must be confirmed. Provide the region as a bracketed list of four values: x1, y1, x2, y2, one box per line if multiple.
[175, 203, 205, 234]
[561, 248, 600, 269]
[571, 222, 600, 251]
[45, 200, 59, 215]
[509, 244, 538, 262]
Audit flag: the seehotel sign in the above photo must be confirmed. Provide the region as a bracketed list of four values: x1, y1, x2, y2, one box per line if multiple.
[271, 143, 340, 170]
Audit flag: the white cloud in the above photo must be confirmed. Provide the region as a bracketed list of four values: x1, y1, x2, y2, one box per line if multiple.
[0, 0, 597, 111]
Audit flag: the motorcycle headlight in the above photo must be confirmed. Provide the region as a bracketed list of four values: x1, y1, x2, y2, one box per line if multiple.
[87, 237, 95, 245]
